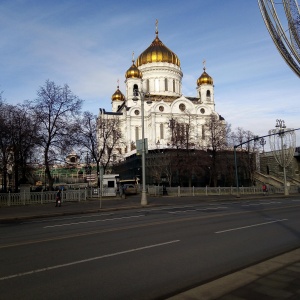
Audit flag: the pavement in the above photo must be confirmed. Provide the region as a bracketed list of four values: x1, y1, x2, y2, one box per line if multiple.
[1, 194, 300, 299]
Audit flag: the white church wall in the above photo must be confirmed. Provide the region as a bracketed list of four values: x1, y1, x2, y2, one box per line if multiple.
[99, 26, 223, 161]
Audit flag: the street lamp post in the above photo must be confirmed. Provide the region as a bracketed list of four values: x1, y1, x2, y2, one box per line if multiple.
[133, 89, 151, 206]
[269, 119, 296, 196]
[260, 137, 266, 153]
[276, 119, 288, 196]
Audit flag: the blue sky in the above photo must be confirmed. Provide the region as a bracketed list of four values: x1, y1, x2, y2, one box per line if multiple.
[1, 0, 299, 147]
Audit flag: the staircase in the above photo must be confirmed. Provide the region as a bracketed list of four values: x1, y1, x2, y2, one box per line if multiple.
[254, 171, 300, 188]
[254, 171, 284, 187]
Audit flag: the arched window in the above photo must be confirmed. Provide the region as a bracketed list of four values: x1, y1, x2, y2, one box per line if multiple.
[135, 126, 139, 141]
[165, 78, 168, 91]
[146, 79, 150, 92]
[173, 79, 175, 92]
[206, 90, 211, 100]
[133, 84, 138, 96]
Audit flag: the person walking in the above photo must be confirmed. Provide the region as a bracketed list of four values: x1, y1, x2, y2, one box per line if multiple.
[262, 183, 267, 195]
[55, 190, 62, 207]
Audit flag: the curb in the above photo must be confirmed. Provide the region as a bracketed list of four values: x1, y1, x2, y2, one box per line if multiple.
[167, 248, 300, 300]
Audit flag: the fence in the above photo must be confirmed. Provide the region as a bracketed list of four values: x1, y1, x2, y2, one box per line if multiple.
[147, 185, 300, 197]
[0, 185, 299, 207]
[0, 187, 117, 207]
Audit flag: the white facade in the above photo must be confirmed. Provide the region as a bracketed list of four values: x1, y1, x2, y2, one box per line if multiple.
[99, 26, 223, 159]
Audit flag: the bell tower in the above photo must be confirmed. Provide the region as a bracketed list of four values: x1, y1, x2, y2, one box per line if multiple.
[196, 60, 214, 108]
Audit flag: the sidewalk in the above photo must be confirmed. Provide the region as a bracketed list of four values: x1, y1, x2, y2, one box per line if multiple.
[0, 195, 153, 222]
[1, 194, 300, 299]
[168, 248, 300, 300]
[0, 194, 258, 222]
[0, 193, 294, 223]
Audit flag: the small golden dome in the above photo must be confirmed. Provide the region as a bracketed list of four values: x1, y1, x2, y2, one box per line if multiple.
[111, 86, 125, 101]
[197, 68, 213, 86]
[136, 29, 180, 67]
[125, 60, 142, 79]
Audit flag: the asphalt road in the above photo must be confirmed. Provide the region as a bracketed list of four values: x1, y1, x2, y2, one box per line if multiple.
[1, 196, 300, 299]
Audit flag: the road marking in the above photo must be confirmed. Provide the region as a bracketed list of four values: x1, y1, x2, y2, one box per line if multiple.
[0, 240, 180, 281]
[169, 209, 199, 214]
[137, 205, 196, 213]
[43, 215, 145, 228]
[242, 202, 281, 207]
[22, 213, 114, 224]
[169, 207, 226, 214]
[215, 219, 288, 234]
[207, 207, 227, 210]
[1, 204, 299, 249]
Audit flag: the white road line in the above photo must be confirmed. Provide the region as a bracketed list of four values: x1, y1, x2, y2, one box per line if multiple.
[169, 207, 226, 214]
[169, 209, 205, 214]
[208, 207, 227, 210]
[23, 213, 114, 224]
[242, 202, 281, 207]
[215, 219, 288, 234]
[43, 215, 145, 228]
[137, 205, 195, 213]
[0, 240, 180, 281]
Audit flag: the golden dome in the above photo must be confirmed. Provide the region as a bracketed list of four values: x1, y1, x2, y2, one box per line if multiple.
[136, 30, 180, 67]
[111, 85, 125, 101]
[125, 60, 142, 79]
[197, 68, 213, 86]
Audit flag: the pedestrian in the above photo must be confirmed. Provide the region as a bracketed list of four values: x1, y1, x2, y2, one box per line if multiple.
[119, 184, 123, 197]
[56, 190, 62, 207]
[262, 184, 267, 195]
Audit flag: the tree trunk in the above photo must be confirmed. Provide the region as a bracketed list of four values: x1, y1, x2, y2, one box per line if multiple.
[2, 169, 8, 192]
[44, 148, 54, 190]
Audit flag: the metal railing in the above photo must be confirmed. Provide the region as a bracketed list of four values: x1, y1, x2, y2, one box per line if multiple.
[0, 187, 117, 207]
[148, 185, 300, 197]
[1, 185, 299, 207]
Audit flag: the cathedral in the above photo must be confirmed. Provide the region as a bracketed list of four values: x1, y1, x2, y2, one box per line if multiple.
[98, 22, 224, 161]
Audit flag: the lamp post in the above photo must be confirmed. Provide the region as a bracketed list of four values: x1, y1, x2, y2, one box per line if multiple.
[133, 89, 151, 206]
[276, 119, 288, 195]
[260, 137, 266, 153]
[269, 119, 296, 196]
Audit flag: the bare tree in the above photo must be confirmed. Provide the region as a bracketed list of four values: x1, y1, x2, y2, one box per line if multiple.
[6, 103, 39, 190]
[205, 114, 230, 186]
[0, 96, 39, 191]
[30, 80, 82, 190]
[169, 114, 195, 150]
[167, 116, 207, 186]
[97, 114, 123, 173]
[0, 93, 10, 191]
[78, 112, 123, 186]
[230, 127, 259, 185]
